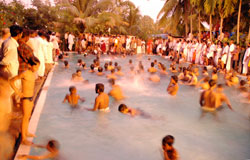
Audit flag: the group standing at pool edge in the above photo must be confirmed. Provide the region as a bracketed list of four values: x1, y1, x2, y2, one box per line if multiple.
[0, 25, 250, 160]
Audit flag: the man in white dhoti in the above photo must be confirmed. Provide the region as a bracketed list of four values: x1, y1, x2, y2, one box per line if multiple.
[222, 42, 229, 68]
[242, 43, 250, 75]
[68, 33, 75, 51]
[195, 42, 202, 64]
[226, 40, 235, 71]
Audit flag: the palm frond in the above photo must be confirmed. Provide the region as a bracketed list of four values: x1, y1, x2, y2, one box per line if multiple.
[157, 0, 178, 19]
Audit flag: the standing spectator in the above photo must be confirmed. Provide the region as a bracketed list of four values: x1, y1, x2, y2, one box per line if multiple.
[68, 32, 75, 51]
[0, 28, 10, 50]
[0, 25, 23, 78]
[64, 32, 68, 51]
[17, 29, 35, 74]
[232, 44, 240, 72]
[242, 43, 250, 75]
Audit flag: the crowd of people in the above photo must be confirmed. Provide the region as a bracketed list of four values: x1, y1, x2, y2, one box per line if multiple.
[0, 24, 250, 160]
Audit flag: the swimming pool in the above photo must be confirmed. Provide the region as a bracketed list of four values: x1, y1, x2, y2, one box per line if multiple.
[27, 54, 249, 160]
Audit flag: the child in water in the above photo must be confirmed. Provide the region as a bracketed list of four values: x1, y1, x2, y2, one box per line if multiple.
[162, 135, 179, 160]
[64, 60, 69, 68]
[63, 86, 85, 107]
[9, 57, 40, 145]
[167, 75, 179, 96]
[18, 139, 60, 160]
[118, 104, 152, 119]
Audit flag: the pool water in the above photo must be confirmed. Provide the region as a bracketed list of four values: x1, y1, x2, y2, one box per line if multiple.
[30, 54, 250, 160]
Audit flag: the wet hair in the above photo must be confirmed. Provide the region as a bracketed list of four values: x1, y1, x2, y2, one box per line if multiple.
[90, 64, 95, 70]
[69, 86, 76, 92]
[208, 79, 216, 87]
[129, 59, 132, 64]
[10, 25, 23, 37]
[109, 61, 113, 65]
[111, 69, 115, 73]
[114, 62, 118, 67]
[104, 63, 108, 70]
[171, 75, 178, 83]
[151, 62, 154, 67]
[240, 80, 246, 86]
[162, 135, 174, 147]
[64, 60, 68, 66]
[212, 69, 217, 74]
[98, 67, 103, 72]
[96, 83, 104, 92]
[217, 84, 223, 88]
[109, 78, 115, 85]
[76, 69, 81, 73]
[28, 57, 40, 66]
[82, 63, 86, 68]
[58, 54, 63, 59]
[118, 104, 128, 112]
[203, 67, 207, 71]
[78, 59, 82, 64]
[47, 140, 60, 150]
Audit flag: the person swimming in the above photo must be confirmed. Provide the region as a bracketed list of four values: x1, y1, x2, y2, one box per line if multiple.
[89, 64, 95, 73]
[18, 139, 60, 160]
[72, 69, 83, 81]
[106, 69, 117, 80]
[226, 72, 239, 86]
[63, 86, 85, 107]
[167, 75, 179, 96]
[108, 79, 125, 100]
[115, 66, 124, 76]
[162, 135, 179, 160]
[97, 67, 105, 76]
[118, 104, 152, 119]
[64, 60, 69, 68]
[87, 83, 109, 112]
[148, 62, 157, 73]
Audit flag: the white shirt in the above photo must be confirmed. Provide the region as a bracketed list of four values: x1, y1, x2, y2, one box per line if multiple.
[0, 37, 19, 77]
[68, 34, 74, 44]
[243, 47, 250, 64]
[45, 41, 54, 63]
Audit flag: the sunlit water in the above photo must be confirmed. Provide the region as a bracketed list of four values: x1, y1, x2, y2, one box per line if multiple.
[30, 54, 250, 160]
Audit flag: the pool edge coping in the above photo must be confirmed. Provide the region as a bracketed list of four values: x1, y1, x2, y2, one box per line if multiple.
[14, 65, 56, 159]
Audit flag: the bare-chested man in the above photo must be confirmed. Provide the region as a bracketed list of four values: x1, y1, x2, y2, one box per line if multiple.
[215, 84, 233, 110]
[88, 83, 109, 112]
[108, 79, 125, 100]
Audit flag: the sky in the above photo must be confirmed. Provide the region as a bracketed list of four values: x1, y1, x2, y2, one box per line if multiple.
[6, 0, 165, 22]
[130, 0, 165, 22]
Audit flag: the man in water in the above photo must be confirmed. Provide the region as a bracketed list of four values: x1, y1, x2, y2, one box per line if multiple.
[215, 84, 233, 110]
[199, 80, 217, 112]
[108, 79, 125, 100]
[96, 67, 104, 76]
[106, 69, 117, 80]
[148, 62, 157, 73]
[167, 75, 179, 96]
[118, 104, 152, 119]
[63, 86, 85, 107]
[88, 83, 109, 111]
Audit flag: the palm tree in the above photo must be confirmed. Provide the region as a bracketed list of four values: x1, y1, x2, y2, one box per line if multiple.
[217, 0, 237, 41]
[190, 0, 204, 42]
[157, 0, 190, 37]
[237, 0, 242, 44]
[204, 0, 217, 41]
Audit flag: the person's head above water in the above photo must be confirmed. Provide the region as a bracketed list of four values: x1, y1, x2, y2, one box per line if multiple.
[171, 75, 178, 83]
[90, 64, 95, 70]
[109, 78, 115, 85]
[95, 83, 104, 93]
[114, 62, 118, 67]
[64, 60, 69, 67]
[151, 62, 155, 67]
[69, 86, 76, 94]
[208, 79, 216, 88]
[47, 140, 60, 152]
[118, 104, 129, 114]
[78, 59, 82, 64]
[129, 59, 132, 64]
[109, 61, 113, 66]
[117, 66, 122, 71]
[162, 135, 175, 151]
[98, 67, 103, 72]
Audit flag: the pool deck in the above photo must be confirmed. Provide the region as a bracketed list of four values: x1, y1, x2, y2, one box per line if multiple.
[12, 65, 55, 159]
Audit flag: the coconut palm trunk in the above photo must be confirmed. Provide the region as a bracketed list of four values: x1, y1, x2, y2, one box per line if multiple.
[198, 11, 201, 42]
[190, 8, 193, 35]
[219, 14, 224, 41]
[209, 14, 212, 41]
[237, 0, 242, 44]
